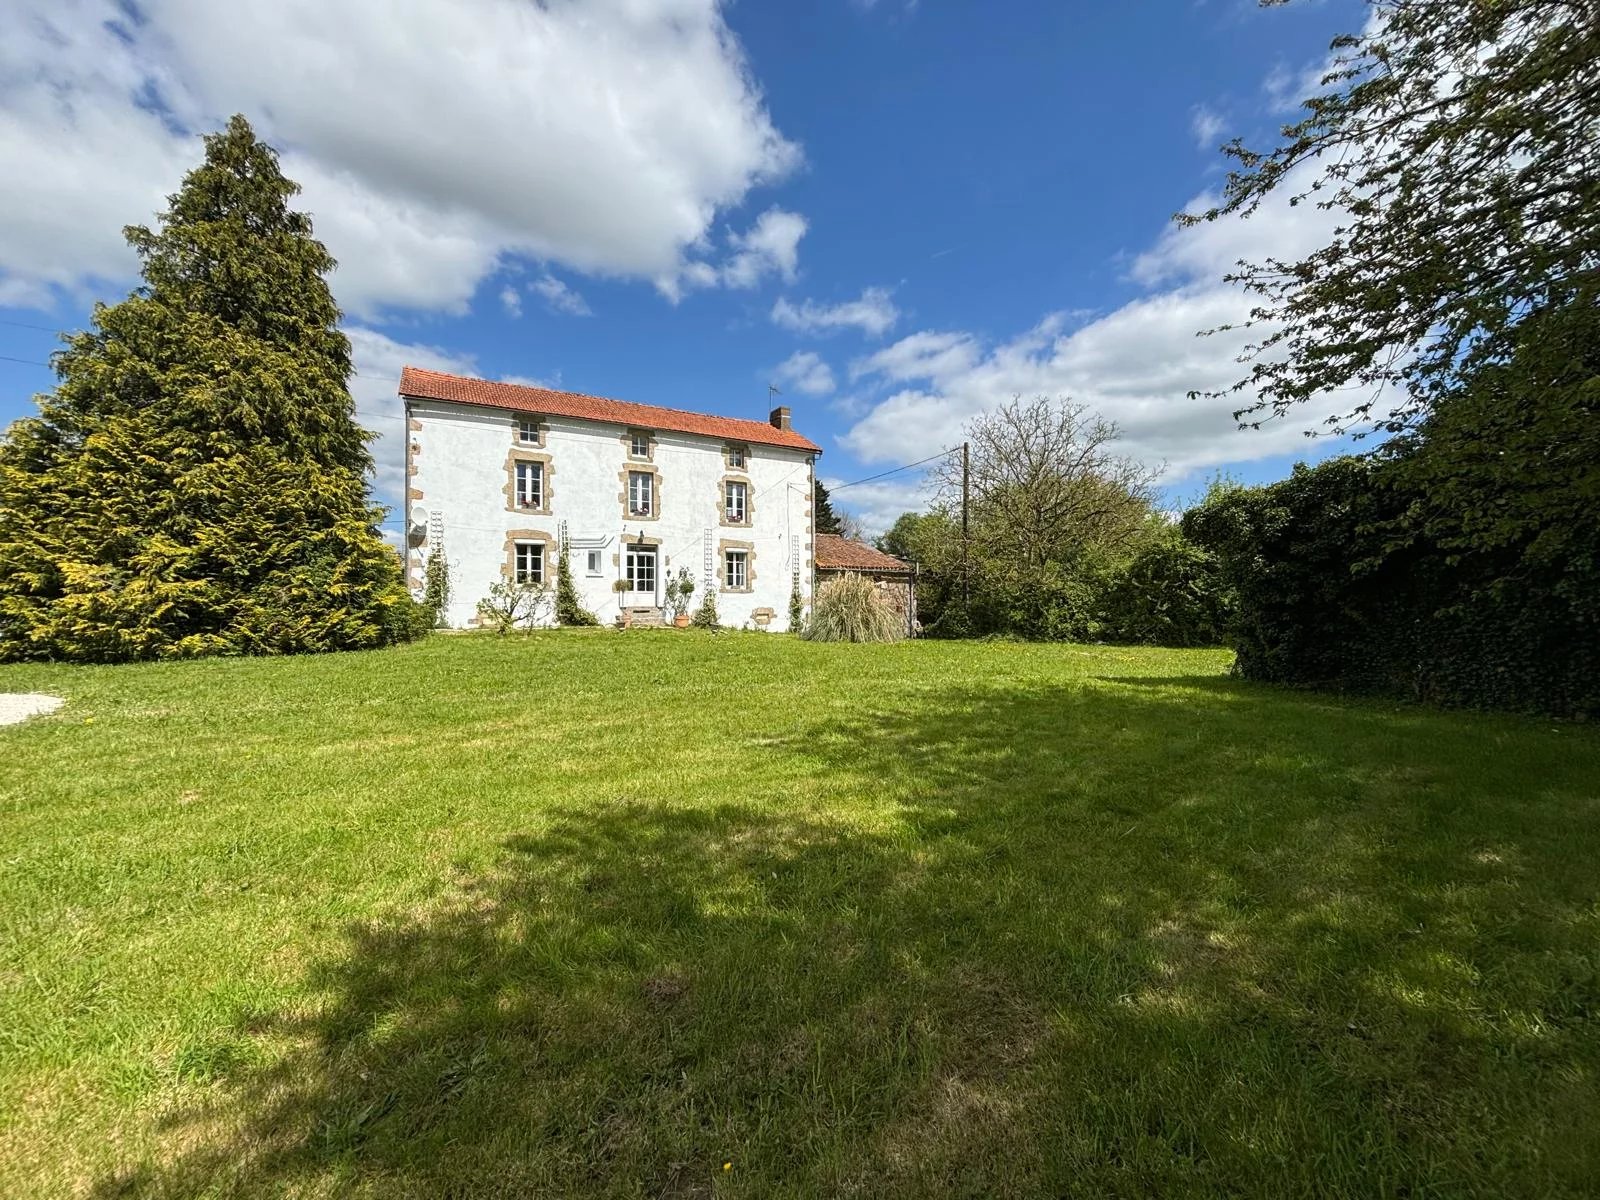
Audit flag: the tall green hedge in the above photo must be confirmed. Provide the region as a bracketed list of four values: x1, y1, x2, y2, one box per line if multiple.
[1184, 451, 1599, 718]
[1184, 294, 1600, 717]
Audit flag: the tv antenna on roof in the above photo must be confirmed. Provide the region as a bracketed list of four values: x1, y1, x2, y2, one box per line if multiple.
[768, 383, 782, 403]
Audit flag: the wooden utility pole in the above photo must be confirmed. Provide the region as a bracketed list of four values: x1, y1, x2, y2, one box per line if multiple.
[961, 440, 970, 616]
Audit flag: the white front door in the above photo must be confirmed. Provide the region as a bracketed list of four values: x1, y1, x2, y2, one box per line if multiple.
[625, 546, 657, 606]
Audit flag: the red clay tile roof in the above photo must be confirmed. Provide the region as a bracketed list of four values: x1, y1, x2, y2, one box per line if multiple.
[399, 367, 822, 453]
[814, 533, 912, 572]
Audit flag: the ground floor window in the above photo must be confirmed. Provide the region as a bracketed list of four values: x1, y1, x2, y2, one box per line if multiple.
[724, 549, 748, 590]
[514, 541, 544, 584]
[586, 549, 602, 576]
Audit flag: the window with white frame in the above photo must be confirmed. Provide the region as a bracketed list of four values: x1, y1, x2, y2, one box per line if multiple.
[514, 460, 543, 509]
[628, 470, 654, 516]
[724, 480, 747, 523]
[629, 431, 651, 459]
[724, 549, 748, 590]
[586, 549, 602, 576]
[514, 542, 544, 584]
[516, 417, 540, 445]
[727, 445, 746, 469]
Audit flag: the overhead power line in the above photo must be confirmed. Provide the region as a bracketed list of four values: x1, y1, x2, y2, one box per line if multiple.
[827, 447, 959, 492]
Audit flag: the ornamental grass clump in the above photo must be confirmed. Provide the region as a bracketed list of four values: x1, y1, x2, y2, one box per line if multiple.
[801, 572, 904, 643]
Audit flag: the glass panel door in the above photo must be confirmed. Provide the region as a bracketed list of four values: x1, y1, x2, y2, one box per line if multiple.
[625, 547, 657, 604]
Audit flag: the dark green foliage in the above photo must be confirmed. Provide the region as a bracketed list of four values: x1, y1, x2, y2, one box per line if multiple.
[422, 543, 450, 628]
[690, 588, 720, 629]
[813, 480, 844, 536]
[1095, 529, 1233, 648]
[0, 115, 414, 661]
[554, 537, 599, 627]
[788, 577, 803, 632]
[1187, 0, 1600, 433]
[1185, 323, 1600, 716]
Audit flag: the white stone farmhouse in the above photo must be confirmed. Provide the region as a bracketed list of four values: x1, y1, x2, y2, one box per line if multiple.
[399, 367, 821, 630]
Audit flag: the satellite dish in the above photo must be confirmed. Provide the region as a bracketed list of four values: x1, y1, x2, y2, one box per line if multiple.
[408, 504, 428, 532]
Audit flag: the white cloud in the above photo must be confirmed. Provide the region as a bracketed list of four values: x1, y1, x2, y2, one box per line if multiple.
[659, 207, 807, 300]
[0, 0, 802, 316]
[840, 163, 1372, 487]
[1190, 105, 1227, 150]
[821, 476, 932, 539]
[531, 273, 592, 316]
[772, 350, 836, 396]
[770, 286, 900, 337]
[499, 285, 522, 318]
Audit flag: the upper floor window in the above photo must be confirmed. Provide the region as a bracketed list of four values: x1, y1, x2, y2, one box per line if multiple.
[724, 549, 748, 590]
[727, 445, 747, 470]
[628, 470, 654, 517]
[629, 431, 651, 459]
[514, 542, 544, 584]
[724, 480, 748, 523]
[514, 460, 543, 509]
[516, 417, 541, 445]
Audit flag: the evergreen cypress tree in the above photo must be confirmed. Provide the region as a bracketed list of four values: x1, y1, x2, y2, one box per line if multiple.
[0, 115, 418, 661]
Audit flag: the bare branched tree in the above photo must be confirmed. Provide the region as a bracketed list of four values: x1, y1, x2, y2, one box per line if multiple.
[934, 396, 1161, 567]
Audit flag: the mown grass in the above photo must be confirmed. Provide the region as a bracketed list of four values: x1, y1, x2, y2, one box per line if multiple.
[1, 632, 1597, 1198]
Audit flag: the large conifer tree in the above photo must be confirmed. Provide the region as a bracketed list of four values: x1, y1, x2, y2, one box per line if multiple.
[0, 115, 417, 661]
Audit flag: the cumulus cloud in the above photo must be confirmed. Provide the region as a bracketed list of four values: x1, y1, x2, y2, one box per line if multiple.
[499, 286, 522, 319]
[531, 273, 592, 317]
[770, 286, 900, 337]
[0, 0, 802, 316]
[839, 163, 1368, 486]
[772, 350, 836, 396]
[659, 207, 807, 300]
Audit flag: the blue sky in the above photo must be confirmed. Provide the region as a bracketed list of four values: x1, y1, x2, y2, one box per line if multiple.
[0, 0, 1366, 533]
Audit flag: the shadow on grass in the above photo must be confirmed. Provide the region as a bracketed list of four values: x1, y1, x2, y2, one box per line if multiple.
[99, 682, 1600, 1198]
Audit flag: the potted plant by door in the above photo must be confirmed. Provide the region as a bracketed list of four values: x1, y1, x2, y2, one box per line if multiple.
[667, 568, 696, 628]
[612, 578, 631, 629]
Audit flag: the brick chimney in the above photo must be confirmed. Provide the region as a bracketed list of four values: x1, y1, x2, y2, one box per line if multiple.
[769, 405, 791, 431]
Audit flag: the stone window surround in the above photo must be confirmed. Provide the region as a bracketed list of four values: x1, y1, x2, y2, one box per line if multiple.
[619, 463, 662, 522]
[717, 537, 756, 593]
[503, 447, 555, 516]
[723, 441, 750, 470]
[502, 527, 554, 583]
[623, 427, 657, 462]
[719, 474, 753, 528]
[515, 414, 548, 446]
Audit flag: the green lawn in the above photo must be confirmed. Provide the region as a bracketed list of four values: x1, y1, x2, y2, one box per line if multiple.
[2, 633, 1598, 1198]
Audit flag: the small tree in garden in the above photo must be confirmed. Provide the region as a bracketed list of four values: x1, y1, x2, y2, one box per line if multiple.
[476, 580, 552, 635]
[789, 578, 804, 632]
[802, 573, 903, 643]
[554, 535, 599, 626]
[691, 588, 720, 629]
[423, 543, 450, 627]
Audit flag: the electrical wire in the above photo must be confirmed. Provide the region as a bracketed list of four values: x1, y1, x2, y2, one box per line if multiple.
[826, 446, 958, 491]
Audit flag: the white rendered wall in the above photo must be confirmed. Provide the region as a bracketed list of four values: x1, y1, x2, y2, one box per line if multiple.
[405, 399, 815, 630]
